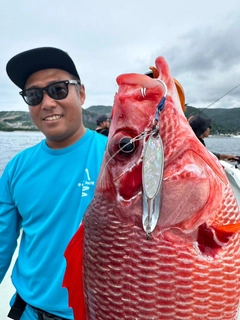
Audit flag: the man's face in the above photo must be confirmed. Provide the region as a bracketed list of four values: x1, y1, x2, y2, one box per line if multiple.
[103, 120, 110, 128]
[25, 68, 86, 148]
[202, 127, 211, 138]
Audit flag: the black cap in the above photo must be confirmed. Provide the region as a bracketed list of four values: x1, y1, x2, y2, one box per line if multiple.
[96, 114, 109, 125]
[189, 115, 212, 137]
[6, 47, 80, 89]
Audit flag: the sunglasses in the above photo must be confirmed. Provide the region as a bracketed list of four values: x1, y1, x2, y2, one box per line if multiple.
[19, 80, 81, 106]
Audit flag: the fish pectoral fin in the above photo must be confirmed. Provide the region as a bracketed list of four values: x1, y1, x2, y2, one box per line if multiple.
[214, 222, 240, 233]
[63, 223, 86, 320]
[197, 222, 240, 257]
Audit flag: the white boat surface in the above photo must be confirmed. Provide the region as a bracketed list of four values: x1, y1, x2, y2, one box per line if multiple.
[220, 160, 240, 208]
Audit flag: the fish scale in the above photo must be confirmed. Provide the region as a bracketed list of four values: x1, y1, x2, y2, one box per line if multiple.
[64, 56, 240, 320]
[83, 201, 240, 319]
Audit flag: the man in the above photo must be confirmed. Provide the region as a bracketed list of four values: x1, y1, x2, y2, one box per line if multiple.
[188, 115, 237, 161]
[0, 47, 107, 320]
[95, 114, 110, 136]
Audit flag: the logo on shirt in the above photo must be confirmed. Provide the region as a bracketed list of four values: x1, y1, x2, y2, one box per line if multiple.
[78, 168, 95, 197]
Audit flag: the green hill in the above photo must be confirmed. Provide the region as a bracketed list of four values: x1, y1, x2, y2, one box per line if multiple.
[87, 105, 112, 115]
[185, 106, 240, 135]
[0, 105, 112, 131]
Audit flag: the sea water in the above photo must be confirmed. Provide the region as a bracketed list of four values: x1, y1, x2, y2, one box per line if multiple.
[0, 131, 45, 176]
[1, 132, 240, 319]
[206, 135, 240, 156]
[0, 131, 44, 319]
[1, 132, 240, 175]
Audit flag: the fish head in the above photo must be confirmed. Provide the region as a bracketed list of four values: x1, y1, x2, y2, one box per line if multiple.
[94, 56, 231, 236]
[95, 57, 185, 206]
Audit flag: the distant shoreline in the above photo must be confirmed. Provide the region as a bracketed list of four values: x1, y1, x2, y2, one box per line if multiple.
[0, 128, 39, 132]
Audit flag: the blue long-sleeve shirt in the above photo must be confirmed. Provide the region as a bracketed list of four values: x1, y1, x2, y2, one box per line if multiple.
[0, 129, 107, 319]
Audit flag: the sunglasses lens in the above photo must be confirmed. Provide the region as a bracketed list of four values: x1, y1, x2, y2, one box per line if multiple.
[21, 81, 71, 106]
[48, 82, 68, 100]
[23, 89, 43, 106]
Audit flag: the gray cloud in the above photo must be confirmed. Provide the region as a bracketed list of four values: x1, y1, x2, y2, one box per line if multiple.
[1, 0, 240, 111]
[154, 14, 240, 109]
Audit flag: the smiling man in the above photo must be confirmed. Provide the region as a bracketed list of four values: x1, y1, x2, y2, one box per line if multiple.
[0, 47, 107, 320]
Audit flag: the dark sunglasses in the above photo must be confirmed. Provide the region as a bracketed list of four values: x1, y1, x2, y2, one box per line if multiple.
[19, 80, 81, 106]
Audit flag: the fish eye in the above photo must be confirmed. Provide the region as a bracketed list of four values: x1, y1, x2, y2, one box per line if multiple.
[119, 137, 135, 153]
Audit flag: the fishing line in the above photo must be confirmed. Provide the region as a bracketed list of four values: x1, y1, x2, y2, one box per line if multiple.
[99, 128, 156, 182]
[199, 83, 240, 114]
[187, 82, 240, 118]
[154, 79, 168, 123]
[100, 78, 167, 186]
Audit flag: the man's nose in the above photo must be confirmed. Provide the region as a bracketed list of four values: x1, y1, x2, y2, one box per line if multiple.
[40, 91, 57, 108]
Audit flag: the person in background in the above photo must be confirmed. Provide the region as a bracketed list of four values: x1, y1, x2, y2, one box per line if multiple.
[95, 114, 110, 136]
[0, 47, 107, 320]
[188, 115, 237, 161]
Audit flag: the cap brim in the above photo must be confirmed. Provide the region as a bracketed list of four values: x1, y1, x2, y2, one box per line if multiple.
[6, 47, 80, 89]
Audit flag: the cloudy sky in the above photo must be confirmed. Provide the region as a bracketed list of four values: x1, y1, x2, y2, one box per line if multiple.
[1, 0, 240, 112]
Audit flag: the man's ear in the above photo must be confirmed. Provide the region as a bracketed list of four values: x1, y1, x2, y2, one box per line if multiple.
[79, 84, 86, 104]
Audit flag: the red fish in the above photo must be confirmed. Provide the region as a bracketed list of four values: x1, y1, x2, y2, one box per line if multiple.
[64, 57, 240, 320]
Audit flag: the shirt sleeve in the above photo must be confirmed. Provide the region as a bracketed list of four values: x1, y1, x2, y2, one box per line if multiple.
[0, 166, 21, 283]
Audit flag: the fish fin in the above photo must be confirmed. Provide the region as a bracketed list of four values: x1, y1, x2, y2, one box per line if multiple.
[198, 222, 240, 256]
[63, 223, 86, 320]
[214, 222, 240, 233]
[149, 66, 159, 78]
